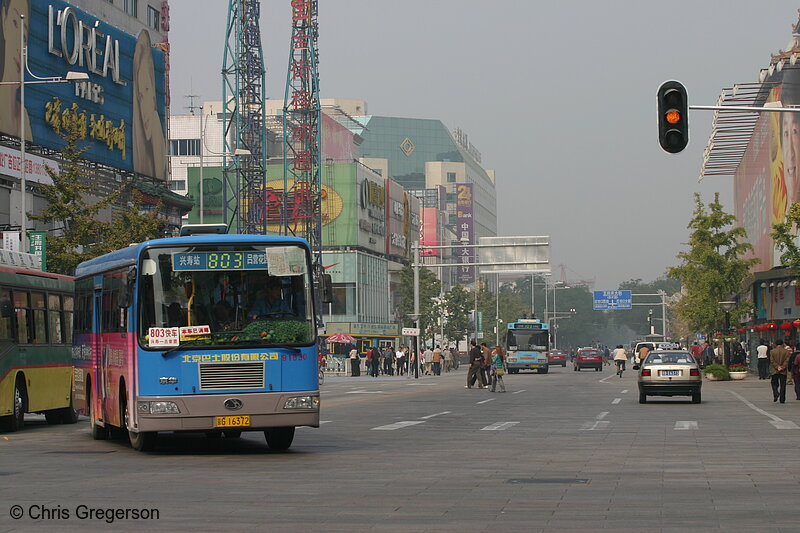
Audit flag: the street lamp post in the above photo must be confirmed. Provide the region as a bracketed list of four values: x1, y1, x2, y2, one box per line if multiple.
[719, 300, 736, 367]
[1, 14, 88, 252]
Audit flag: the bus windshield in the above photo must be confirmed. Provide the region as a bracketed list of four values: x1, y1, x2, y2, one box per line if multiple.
[507, 330, 548, 352]
[138, 244, 314, 348]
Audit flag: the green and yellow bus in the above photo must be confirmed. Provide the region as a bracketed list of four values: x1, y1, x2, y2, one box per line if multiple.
[0, 264, 76, 432]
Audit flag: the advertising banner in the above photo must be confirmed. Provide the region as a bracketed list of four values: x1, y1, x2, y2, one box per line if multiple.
[356, 167, 387, 254]
[420, 207, 439, 256]
[455, 183, 474, 284]
[0, 1, 167, 180]
[0, 145, 59, 184]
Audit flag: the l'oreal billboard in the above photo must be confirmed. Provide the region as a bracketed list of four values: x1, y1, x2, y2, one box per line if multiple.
[0, 0, 167, 180]
[734, 65, 800, 270]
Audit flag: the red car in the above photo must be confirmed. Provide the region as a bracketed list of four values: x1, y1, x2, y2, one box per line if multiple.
[574, 348, 603, 372]
[547, 350, 567, 367]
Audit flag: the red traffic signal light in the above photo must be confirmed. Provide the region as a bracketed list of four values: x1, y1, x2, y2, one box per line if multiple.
[657, 81, 689, 153]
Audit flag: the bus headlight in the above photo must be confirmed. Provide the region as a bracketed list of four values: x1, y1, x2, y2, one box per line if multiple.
[137, 401, 181, 414]
[283, 396, 319, 409]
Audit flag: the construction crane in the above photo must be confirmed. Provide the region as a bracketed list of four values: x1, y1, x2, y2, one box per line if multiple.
[221, 0, 268, 234]
[282, 0, 322, 270]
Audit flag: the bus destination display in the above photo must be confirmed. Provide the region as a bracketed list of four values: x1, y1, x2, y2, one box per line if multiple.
[172, 252, 268, 271]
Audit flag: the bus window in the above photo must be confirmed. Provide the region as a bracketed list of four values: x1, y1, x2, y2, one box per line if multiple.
[0, 289, 12, 340]
[13, 291, 31, 344]
[62, 295, 74, 344]
[32, 292, 47, 344]
[48, 294, 63, 344]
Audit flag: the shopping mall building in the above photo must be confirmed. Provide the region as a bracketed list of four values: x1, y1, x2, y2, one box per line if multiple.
[169, 98, 499, 351]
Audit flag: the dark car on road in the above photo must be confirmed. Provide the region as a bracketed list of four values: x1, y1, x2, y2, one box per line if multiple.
[573, 348, 603, 372]
[547, 350, 567, 367]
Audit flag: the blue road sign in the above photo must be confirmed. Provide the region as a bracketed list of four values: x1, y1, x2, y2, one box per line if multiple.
[593, 290, 633, 310]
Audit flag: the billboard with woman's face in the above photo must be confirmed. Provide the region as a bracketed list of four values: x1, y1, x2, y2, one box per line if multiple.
[0, 0, 167, 180]
[735, 67, 800, 270]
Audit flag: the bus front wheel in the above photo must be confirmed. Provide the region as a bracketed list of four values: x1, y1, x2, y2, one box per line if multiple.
[264, 427, 295, 450]
[121, 390, 155, 452]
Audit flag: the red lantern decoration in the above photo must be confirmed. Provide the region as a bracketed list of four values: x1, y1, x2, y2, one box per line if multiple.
[737, 328, 746, 334]
[781, 322, 794, 336]
[715, 332, 723, 337]
[766, 322, 778, 335]
[754, 324, 765, 332]
[793, 319, 800, 329]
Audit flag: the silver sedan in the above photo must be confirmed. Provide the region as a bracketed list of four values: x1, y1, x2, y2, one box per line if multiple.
[638, 350, 702, 404]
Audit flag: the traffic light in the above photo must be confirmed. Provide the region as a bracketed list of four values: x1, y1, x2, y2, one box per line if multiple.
[657, 81, 689, 153]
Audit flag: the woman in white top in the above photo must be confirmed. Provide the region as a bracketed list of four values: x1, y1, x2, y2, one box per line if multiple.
[349, 347, 360, 377]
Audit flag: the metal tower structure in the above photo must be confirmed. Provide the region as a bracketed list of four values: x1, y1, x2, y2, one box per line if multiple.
[222, 0, 268, 234]
[282, 0, 322, 264]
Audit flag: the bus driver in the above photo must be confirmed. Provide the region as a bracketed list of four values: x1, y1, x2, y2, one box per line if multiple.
[248, 277, 291, 320]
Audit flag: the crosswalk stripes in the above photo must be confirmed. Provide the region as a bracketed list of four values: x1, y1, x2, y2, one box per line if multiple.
[480, 421, 519, 431]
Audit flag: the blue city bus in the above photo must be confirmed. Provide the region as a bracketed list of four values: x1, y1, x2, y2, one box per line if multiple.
[72, 227, 320, 451]
[504, 319, 550, 374]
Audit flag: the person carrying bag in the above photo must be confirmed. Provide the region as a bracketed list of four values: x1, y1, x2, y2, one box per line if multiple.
[490, 345, 507, 393]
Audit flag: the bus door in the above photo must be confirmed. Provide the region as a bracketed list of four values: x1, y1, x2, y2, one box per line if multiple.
[93, 289, 109, 425]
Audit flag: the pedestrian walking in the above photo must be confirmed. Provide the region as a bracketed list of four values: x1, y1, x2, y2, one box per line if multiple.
[432, 345, 442, 376]
[603, 346, 611, 366]
[480, 343, 491, 386]
[422, 347, 433, 375]
[369, 345, 381, 377]
[700, 341, 713, 368]
[792, 348, 800, 400]
[769, 340, 791, 403]
[349, 346, 360, 377]
[756, 339, 770, 379]
[490, 345, 507, 392]
[444, 346, 454, 373]
[383, 346, 394, 376]
[466, 340, 485, 388]
[395, 345, 405, 376]
[613, 345, 628, 377]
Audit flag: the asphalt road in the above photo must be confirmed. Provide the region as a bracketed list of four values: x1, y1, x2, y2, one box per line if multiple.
[2, 364, 800, 532]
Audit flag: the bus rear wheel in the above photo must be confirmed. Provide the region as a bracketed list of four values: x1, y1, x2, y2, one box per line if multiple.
[7, 377, 26, 432]
[264, 427, 295, 450]
[88, 380, 108, 440]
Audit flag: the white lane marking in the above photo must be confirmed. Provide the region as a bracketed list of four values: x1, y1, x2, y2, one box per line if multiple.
[481, 421, 520, 431]
[674, 421, 698, 430]
[596, 411, 609, 420]
[407, 383, 437, 386]
[599, 374, 615, 383]
[372, 421, 425, 431]
[729, 390, 800, 430]
[512, 390, 526, 395]
[320, 420, 333, 424]
[477, 398, 495, 405]
[345, 390, 384, 394]
[612, 398, 621, 405]
[621, 390, 629, 394]
[580, 420, 610, 431]
[420, 411, 451, 419]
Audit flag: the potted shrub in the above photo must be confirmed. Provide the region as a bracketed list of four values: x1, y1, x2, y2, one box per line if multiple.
[728, 364, 748, 380]
[703, 363, 730, 381]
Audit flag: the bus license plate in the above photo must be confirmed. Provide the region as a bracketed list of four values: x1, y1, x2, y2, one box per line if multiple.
[529, 364, 539, 369]
[215, 415, 250, 428]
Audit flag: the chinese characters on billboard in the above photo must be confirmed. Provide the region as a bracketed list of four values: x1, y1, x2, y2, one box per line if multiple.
[456, 183, 474, 284]
[0, 1, 167, 180]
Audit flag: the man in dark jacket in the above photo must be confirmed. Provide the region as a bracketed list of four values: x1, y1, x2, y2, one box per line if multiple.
[770, 340, 792, 403]
[466, 340, 485, 389]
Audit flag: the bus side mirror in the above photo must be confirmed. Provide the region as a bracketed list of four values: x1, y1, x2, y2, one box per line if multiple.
[119, 267, 137, 308]
[0, 298, 13, 318]
[320, 273, 333, 304]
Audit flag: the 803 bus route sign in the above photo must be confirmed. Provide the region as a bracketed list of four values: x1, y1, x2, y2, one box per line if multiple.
[593, 290, 632, 310]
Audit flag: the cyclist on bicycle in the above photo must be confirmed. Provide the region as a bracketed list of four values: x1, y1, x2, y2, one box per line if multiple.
[613, 345, 628, 378]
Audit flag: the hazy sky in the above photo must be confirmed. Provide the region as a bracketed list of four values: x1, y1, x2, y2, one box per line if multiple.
[168, 0, 800, 289]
